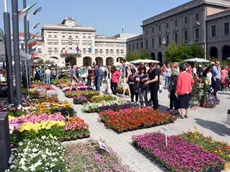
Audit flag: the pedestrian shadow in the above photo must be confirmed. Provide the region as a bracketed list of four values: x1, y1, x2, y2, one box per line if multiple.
[194, 118, 230, 136]
[218, 92, 230, 95]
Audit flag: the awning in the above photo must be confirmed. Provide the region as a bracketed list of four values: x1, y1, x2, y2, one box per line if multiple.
[0, 42, 31, 62]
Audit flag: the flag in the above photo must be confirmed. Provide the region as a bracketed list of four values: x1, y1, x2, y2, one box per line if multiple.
[32, 23, 40, 30]
[89, 47, 92, 53]
[32, 52, 38, 58]
[31, 45, 38, 53]
[162, 37, 166, 45]
[28, 41, 37, 48]
[76, 46, 80, 52]
[33, 7, 42, 15]
[28, 38, 36, 45]
[17, 2, 37, 20]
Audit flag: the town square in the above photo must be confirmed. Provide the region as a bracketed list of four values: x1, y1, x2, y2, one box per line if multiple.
[0, 0, 230, 171]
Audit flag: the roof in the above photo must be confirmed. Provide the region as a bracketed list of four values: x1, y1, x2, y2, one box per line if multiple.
[207, 8, 230, 20]
[16, 32, 41, 38]
[142, 0, 229, 26]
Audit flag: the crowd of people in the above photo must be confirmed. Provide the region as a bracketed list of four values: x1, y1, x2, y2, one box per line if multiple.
[33, 67, 57, 84]
[68, 60, 230, 119]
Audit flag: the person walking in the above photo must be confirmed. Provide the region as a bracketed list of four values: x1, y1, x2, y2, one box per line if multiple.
[34, 67, 40, 82]
[111, 66, 120, 95]
[164, 64, 171, 89]
[212, 61, 221, 102]
[221, 66, 228, 91]
[94, 65, 101, 91]
[45, 68, 51, 84]
[176, 64, 194, 119]
[128, 68, 138, 102]
[145, 63, 161, 110]
[168, 63, 179, 113]
[136, 67, 149, 107]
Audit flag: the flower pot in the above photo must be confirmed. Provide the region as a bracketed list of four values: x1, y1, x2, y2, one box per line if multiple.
[200, 102, 207, 108]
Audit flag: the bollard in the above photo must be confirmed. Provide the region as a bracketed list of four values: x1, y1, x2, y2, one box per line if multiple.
[227, 110, 230, 126]
[0, 112, 11, 172]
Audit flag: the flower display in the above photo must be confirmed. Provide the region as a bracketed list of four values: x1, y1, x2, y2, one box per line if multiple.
[73, 95, 88, 104]
[181, 130, 230, 161]
[132, 132, 224, 172]
[65, 140, 131, 172]
[8, 136, 68, 171]
[91, 95, 117, 103]
[9, 113, 90, 146]
[99, 102, 139, 112]
[82, 100, 126, 113]
[99, 107, 176, 133]
[46, 89, 58, 98]
[65, 90, 99, 98]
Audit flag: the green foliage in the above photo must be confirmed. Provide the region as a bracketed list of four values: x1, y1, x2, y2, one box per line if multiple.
[91, 95, 117, 103]
[165, 43, 204, 63]
[126, 49, 150, 61]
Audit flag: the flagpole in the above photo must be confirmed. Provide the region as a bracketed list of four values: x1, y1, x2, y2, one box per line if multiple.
[12, 0, 22, 106]
[23, 0, 28, 53]
[4, 0, 8, 12]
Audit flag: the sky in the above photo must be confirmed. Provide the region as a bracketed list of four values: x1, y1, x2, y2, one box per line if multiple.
[0, 0, 190, 37]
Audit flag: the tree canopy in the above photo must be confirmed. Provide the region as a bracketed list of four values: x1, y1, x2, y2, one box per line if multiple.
[126, 49, 150, 62]
[164, 43, 204, 63]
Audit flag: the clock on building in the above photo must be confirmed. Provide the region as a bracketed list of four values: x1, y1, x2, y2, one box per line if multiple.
[65, 20, 75, 27]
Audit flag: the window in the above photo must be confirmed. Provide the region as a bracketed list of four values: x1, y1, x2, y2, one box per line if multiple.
[88, 48, 91, 53]
[54, 35, 57, 38]
[184, 16, 188, 24]
[100, 49, 103, 53]
[110, 49, 113, 53]
[152, 27, 154, 34]
[158, 25, 161, 31]
[37, 48, 42, 53]
[48, 47, 52, 52]
[137, 43, 139, 49]
[166, 35, 169, 44]
[62, 35, 65, 38]
[166, 23, 169, 30]
[196, 13, 199, 21]
[69, 47, 72, 50]
[83, 48, 86, 52]
[195, 28, 200, 40]
[211, 25, 216, 37]
[175, 20, 178, 27]
[95, 49, 98, 53]
[184, 31, 188, 42]
[175, 33, 178, 44]
[132, 44, 134, 50]
[146, 40, 148, 48]
[75, 36, 78, 39]
[88, 36, 91, 39]
[121, 49, 124, 53]
[224, 22, 229, 35]
[106, 49, 109, 53]
[116, 49, 119, 54]
[48, 35, 51, 38]
[83, 36, 86, 39]
[54, 47, 58, 52]
[141, 42, 143, 49]
[152, 39, 154, 47]
[145, 29, 148, 35]
[158, 37, 161, 46]
[129, 44, 131, 51]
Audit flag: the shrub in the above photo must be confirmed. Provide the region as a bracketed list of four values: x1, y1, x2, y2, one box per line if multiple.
[91, 95, 117, 103]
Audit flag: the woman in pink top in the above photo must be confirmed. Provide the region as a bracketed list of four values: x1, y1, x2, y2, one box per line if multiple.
[111, 66, 120, 95]
[221, 66, 228, 91]
[176, 64, 194, 119]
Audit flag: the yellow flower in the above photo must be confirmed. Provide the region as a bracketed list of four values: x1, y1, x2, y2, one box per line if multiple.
[8, 116, 15, 121]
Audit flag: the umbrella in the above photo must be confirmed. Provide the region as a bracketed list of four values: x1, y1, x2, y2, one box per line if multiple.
[184, 57, 209, 63]
[130, 59, 159, 64]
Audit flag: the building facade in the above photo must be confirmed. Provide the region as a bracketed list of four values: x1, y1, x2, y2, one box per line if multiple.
[127, 0, 230, 63]
[35, 17, 135, 67]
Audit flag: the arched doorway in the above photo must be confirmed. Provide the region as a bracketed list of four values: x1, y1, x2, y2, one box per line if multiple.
[83, 57, 92, 66]
[222, 45, 230, 61]
[117, 57, 125, 62]
[95, 57, 103, 66]
[65, 57, 76, 67]
[157, 52, 163, 65]
[210, 47, 218, 58]
[151, 52, 155, 60]
[106, 57, 114, 66]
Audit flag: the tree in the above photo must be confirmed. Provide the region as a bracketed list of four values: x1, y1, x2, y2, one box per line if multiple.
[165, 43, 205, 63]
[126, 49, 150, 61]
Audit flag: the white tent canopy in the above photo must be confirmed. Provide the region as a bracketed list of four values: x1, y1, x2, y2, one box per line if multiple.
[0, 42, 31, 62]
[184, 57, 209, 63]
[130, 59, 160, 64]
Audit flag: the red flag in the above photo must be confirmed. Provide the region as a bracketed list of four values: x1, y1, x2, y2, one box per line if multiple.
[28, 41, 37, 48]
[32, 52, 38, 58]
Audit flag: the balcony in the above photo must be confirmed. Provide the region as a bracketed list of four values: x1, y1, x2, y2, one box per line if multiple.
[60, 49, 81, 57]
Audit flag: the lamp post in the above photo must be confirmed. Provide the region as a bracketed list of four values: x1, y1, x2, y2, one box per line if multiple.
[23, 0, 28, 53]
[12, 0, 22, 106]
[3, 0, 14, 105]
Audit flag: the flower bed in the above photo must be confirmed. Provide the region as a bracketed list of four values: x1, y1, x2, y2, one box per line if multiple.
[65, 90, 99, 98]
[82, 100, 125, 113]
[181, 131, 230, 162]
[99, 107, 176, 133]
[73, 95, 88, 105]
[132, 132, 224, 172]
[91, 95, 117, 103]
[62, 86, 93, 92]
[99, 102, 139, 112]
[8, 136, 68, 171]
[9, 113, 90, 146]
[65, 140, 131, 172]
